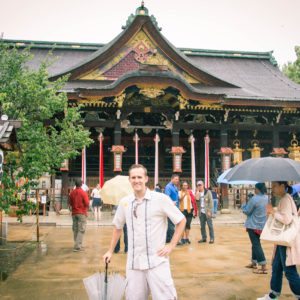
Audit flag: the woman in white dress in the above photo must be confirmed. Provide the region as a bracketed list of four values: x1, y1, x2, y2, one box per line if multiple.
[91, 184, 102, 221]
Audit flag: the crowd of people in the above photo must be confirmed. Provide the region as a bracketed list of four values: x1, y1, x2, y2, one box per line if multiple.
[68, 167, 300, 300]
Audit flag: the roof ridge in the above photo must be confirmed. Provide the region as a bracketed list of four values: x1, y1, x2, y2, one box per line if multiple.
[2, 39, 276, 63]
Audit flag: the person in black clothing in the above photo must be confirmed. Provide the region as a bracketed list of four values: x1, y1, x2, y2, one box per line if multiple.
[114, 224, 128, 253]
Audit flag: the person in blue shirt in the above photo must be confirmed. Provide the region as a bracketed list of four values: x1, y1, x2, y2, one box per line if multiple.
[242, 182, 268, 274]
[165, 174, 180, 243]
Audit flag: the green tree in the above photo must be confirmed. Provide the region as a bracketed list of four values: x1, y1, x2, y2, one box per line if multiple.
[0, 43, 92, 216]
[282, 46, 300, 84]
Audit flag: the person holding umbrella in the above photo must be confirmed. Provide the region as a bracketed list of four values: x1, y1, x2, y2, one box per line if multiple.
[257, 181, 300, 300]
[103, 164, 186, 300]
[242, 183, 268, 274]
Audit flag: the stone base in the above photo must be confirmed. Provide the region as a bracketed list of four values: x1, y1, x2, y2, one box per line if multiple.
[220, 208, 231, 214]
[59, 209, 70, 215]
[48, 211, 57, 217]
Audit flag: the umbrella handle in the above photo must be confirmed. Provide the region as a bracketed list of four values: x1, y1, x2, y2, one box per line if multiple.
[104, 261, 108, 284]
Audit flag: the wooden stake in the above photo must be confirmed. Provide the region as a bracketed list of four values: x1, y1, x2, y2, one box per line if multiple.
[36, 190, 40, 243]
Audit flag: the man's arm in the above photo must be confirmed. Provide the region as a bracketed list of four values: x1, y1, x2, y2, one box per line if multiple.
[157, 217, 186, 257]
[103, 227, 122, 263]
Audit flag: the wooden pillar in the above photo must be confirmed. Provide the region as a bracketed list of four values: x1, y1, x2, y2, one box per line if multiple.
[114, 121, 121, 145]
[172, 123, 179, 147]
[272, 127, 280, 148]
[61, 171, 69, 199]
[220, 128, 228, 147]
[220, 128, 229, 209]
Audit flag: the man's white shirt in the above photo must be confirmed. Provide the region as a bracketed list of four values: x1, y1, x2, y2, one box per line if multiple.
[113, 188, 184, 270]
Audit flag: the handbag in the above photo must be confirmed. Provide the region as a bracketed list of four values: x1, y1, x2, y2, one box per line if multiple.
[260, 196, 300, 247]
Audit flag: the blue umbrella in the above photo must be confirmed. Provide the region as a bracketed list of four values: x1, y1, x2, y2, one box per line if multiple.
[292, 183, 300, 195]
[217, 168, 257, 185]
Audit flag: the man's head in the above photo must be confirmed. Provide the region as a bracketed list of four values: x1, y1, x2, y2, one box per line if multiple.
[171, 174, 180, 185]
[128, 164, 148, 194]
[75, 179, 82, 188]
[197, 180, 204, 191]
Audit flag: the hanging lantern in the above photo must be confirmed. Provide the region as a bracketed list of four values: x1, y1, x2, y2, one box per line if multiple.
[170, 146, 186, 173]
[248, 140, 263, 158]
[111, 145, 126, 172]
[218, 147, 233, 172]
[270, 148, 287, 157]
[288, 135, 300, 161]
[232, 140, 244, 165]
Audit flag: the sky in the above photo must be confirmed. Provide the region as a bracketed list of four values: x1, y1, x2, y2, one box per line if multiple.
[1, 0, 300, 67]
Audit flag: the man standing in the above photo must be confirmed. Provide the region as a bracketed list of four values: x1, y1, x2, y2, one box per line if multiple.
[69, 179, 89, 252]
[103, 164, 186, 300]
[195, 180, 215, 244]
[164, 174, 180, 243]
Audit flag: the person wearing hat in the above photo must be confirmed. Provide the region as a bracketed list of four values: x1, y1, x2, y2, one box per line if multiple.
[242, 182, 268, 274]
[195, 180, 214, 244]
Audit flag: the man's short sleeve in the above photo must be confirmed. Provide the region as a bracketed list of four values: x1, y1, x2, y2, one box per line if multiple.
[160, 194, 184, 225]
[112, 200, 127, 229]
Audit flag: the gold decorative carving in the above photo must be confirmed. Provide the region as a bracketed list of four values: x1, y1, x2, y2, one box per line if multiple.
[113, 93, 126, 108]
[178, 94, 188, 110]
[78, 29, 200, 83]
[78, 98, 111, 107]
[139, 87, 165, 98]
[129, 30, 156, 50]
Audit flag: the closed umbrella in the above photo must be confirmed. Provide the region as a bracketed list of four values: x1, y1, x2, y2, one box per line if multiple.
[100, 175, 133, 205]
[224, 157, 300, 182]
[83, 262, 126, 300]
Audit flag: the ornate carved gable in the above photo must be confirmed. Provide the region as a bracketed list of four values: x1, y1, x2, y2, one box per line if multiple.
[78, 30, 199, 84]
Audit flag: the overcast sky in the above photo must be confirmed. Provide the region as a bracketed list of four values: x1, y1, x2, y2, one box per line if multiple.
[1, 0, 299, 66]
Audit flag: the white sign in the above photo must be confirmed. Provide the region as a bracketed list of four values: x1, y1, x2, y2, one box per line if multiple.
[41, 195, 47, 204]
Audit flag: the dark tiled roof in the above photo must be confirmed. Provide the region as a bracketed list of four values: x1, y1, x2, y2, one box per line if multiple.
[188, 56, 300, 100]
[0, 120, 21, 149]
[4, 39, 300, 101]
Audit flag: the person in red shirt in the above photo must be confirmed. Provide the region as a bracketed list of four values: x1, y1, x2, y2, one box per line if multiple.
[69, 179, 89, 252]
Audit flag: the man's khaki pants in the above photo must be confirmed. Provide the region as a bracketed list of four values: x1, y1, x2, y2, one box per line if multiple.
[126, 261, 177, 300]
[72, 214, 87, 249]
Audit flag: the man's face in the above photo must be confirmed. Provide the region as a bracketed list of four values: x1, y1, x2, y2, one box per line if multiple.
[197, 183, 204, 192]
[172, 176, 180, 186]
[129, 167, 148, 193]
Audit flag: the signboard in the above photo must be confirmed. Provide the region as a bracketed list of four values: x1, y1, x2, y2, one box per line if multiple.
[41, 195, 47, 204]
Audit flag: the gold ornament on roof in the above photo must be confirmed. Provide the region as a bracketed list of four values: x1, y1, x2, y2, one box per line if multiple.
[139, 87, 165, 98]
[288, 134, 300, 161]
[232, 139, 244, 165]
[178, 94, 188, 110]
[113, 93, 126, 108]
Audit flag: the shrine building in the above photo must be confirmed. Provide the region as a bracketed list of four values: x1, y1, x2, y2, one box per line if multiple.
[4, 3, 300, 192]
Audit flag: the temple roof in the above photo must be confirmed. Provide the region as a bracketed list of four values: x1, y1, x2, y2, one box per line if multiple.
[3, 3, 300, 103]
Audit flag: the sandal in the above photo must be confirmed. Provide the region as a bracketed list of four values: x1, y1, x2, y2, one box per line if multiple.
[253, 268, 268, 274]
[245, 263, 257, 269]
